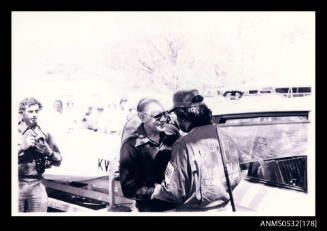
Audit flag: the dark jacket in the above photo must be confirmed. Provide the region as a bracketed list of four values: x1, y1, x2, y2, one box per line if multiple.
[119, 124, 179, 211]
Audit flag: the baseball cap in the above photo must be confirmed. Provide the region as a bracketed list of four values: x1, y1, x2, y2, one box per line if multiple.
[169, 89, 204, 112]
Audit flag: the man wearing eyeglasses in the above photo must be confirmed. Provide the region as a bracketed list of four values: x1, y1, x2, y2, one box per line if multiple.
[119, 97, 180, 212]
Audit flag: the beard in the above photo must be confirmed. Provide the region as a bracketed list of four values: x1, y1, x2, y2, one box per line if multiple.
[25, 118, 37, 127]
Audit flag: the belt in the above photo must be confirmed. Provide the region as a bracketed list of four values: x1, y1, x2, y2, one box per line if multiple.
[177, 200, 230, 212]
[19, 175, 43, 180]
[200, 200, 230, 211]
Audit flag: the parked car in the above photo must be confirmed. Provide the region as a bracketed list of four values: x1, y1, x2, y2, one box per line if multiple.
[205, 94, 314, 215]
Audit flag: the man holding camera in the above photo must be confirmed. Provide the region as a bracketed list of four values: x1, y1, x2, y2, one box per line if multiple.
[119, 97, 180, 212]
[18, 97, 62, 212]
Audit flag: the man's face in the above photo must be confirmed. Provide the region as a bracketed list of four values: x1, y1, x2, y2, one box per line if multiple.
[54, 101, 62, 113]
[140, 102, 165, 132]
[22, 104, 40, 127]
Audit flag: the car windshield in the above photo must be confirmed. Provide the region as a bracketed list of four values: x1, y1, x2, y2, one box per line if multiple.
[213, 114, 310, 192]
[222, 115, 308, 125]
[217, 117, 309, 163]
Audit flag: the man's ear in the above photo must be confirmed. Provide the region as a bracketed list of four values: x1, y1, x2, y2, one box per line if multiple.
[138, 112, 146, 122]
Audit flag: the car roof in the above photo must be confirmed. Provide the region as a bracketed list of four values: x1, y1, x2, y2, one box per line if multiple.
[205, 94, 312, 116]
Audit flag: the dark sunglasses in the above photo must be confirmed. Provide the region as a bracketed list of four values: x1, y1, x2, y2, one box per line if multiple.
[151, 111, 171, 122]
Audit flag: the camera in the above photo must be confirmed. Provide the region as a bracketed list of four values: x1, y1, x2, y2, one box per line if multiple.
[19, 130, 52, 173]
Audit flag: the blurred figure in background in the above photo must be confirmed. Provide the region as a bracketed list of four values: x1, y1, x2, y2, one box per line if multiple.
[64, 99, 79, 133]
[82, 106, 96, 131]
[82, 105, 104, 132]
[126, 107, 138, 121]
[119, 99, 128, 111]
[53, 100, 63, 115]
[112, 99, 130, 135]
[94, 105, 109, 133]
[66, 100, 74, 111]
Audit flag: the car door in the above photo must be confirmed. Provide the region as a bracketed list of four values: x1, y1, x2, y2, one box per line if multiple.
[212, 111, 313, 214]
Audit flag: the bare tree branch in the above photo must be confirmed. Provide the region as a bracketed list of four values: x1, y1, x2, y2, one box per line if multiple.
[138, 58, 154, 74]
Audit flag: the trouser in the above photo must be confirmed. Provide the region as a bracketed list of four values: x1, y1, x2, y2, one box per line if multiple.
[19, 179, 48, 212]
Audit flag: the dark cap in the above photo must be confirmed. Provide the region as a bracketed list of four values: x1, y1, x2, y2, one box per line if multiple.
[169, 89, 204, 112]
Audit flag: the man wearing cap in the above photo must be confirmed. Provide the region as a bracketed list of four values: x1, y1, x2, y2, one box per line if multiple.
[150, 89, 245, 211]
[119, 97, 180, 212]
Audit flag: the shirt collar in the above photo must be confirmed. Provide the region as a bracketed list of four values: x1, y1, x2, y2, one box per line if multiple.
[18, 119, 29, 134]
[18, 119, 38, 134]
[133, 124, 164, 147]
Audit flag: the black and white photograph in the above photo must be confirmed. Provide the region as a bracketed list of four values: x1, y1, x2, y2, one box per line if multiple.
[11, 11, 315, 216]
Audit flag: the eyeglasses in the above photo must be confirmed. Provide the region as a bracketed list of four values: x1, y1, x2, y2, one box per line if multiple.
[150, 111, 171, 123]
[150, 112, 164, 120]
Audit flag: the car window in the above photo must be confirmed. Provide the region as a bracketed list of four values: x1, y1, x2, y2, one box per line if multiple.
[220, 116, 308, 125]
[215, 115, 309, 192]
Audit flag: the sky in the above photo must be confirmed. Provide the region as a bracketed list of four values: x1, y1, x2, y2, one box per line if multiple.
[12, 11, 315, 102]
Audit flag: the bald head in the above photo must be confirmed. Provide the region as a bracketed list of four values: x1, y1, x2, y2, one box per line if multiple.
[137, 97, 163, 113]
[136, 97, 165, 132]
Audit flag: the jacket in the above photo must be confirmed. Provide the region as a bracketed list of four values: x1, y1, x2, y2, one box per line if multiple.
[119, 124, 180, 211]
[152, 124, 242, 210]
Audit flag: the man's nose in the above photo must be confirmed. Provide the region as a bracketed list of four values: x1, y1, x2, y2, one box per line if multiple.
[159, 115, 166, 122]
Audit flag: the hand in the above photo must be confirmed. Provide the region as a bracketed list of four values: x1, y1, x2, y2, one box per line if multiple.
[150, 183, 162, 200]
[163, 123, 179, 136]
[34, 141, 51, 156]
[21, 134, 36, 151]
[159, 146, 172, 151]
